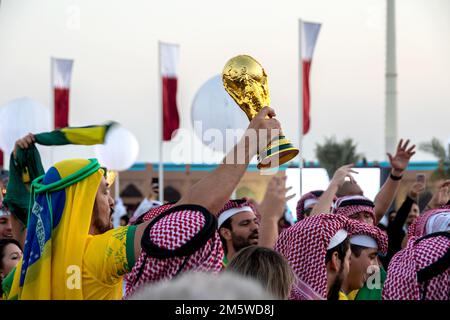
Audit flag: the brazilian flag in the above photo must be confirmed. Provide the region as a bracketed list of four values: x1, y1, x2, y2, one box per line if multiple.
[3, 122, 115, 225]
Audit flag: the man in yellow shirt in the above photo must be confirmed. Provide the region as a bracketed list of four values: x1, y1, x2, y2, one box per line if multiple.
[2, 158, 142, 299]
[3, 107, 281, 300]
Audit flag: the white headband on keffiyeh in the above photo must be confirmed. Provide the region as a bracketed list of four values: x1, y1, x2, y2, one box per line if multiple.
[327, 229, 348, 250]
[218, 206, 253, 228]
[350, 234, 378, 249]
[304, 198, 319, 210]
[425, 212, 450, 235]
[334, 195, 374, 209]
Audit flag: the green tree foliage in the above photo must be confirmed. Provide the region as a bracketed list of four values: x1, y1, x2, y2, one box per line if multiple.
[419, 138, 450, 181]
[315, 136, 362, 179]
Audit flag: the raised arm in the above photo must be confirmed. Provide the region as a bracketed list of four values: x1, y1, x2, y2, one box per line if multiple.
[134, 107, 282, 258]
[424, 180, 450, 211]
[387, 182, 424, 257]
[258, 176, 295, 249]
[374, 139, 415, 224]
[175, 107, 281, 214]
[310, 164, 357, 216]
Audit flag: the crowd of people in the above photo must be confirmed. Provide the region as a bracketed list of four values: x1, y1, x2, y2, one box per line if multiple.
[0, 107, 449, 300]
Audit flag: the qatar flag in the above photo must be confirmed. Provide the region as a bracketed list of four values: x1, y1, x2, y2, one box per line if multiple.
[160, 42, 180, 141]
[300, 21, 321, 135]
[52, 58, 74, 129]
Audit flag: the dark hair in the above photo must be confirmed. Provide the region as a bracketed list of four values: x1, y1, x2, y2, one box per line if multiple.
[120, 215, 130, 225]
[0, 238, 22, 297]
[325, 237, 350, 264]
[303, 207, 313, 217]
[218, 217, 233, 254]
[0, 238, 22, 269]
[311, 190, 324, 198]
[350, 244, 367, 258]
[227, 246, 295, 299]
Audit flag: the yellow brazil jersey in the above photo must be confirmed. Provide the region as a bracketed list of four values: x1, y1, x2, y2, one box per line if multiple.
[347, 290, 359, 300]
[82, 225, 136, 300]
[2, 226, 136, 300]
[338, 291, 349, 300]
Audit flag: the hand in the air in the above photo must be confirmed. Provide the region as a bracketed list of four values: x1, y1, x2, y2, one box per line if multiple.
[387, 139, 416, 175]
[259, 176, 295, 221]
[13, 133, 35, 158]
[331, 164, 358, 188]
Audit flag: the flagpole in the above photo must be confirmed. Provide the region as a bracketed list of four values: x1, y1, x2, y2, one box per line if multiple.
[385, 0, 397, 158]
[158, 42, 165, 203]
[298, 19, 304, 198]
[50, 57, 55, 166]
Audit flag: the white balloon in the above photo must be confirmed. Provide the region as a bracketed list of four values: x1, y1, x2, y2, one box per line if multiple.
[94, 125, 139, 171]
[0, 97, 51, 156]
[191, 75, 249, 154]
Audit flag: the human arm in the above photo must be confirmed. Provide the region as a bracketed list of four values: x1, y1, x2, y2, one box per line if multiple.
[175, 107, 281, 215]
[374, 139, 416, 224]
[310, 164, 357, 216]
[133, 107, 282, 259]
[390, 182, 424, 232]
[424, 180, 450, 211]
[258, 176, 295, 249]
[386, 182, 424, 261]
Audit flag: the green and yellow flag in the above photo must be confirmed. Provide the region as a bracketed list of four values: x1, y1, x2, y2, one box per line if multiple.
[4, 159, 103, 299]
[3, 122, 115, 225]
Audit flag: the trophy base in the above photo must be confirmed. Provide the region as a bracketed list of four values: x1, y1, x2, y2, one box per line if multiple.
[257, 136, 299, 169]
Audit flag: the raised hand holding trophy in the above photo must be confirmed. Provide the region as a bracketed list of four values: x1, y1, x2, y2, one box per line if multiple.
[222, 55, 299, 169]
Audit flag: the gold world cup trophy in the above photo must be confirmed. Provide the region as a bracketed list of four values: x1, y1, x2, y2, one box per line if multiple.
[222, 55, 299, 169]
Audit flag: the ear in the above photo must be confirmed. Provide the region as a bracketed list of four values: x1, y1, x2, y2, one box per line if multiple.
[219, 227, 232, 241]
[330, 251, 342, 272]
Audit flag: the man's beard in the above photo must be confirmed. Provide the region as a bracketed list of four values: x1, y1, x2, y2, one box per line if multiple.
[231, 230, 259, 252]
[328, 265, 345, 300]
[92, 208, 114, 234]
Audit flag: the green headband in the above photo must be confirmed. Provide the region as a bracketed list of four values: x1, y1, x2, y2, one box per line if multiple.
[31, 159, 101, 194]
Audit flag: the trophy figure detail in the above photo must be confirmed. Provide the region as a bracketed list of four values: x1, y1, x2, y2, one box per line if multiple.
[222, 55, 299, 169]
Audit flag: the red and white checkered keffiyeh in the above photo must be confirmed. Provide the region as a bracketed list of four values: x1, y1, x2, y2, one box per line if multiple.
[218, 198, 251, 214]
[333, 195, 376, 224]
[243, 197, 261, 220]
[141, 203, 174, 222]
[124, 205, 224, 298]
[217, 198, 258, 226]
[408, 208, 450, 239]
[296, 191, 321, 221]
[275, 214, 387, 300]
[383, 234, 449, 300]
[296, 190, 337, 221]
[129, 199, 164, 225]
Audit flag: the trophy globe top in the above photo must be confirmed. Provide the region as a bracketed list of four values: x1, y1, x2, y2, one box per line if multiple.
[222, 55, 270, 121]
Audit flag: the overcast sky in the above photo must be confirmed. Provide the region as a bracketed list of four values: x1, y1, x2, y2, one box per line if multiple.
[0, 0, 449, 166]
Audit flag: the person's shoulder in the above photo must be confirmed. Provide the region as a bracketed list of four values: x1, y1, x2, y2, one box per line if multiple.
[85, 227, 130, 248]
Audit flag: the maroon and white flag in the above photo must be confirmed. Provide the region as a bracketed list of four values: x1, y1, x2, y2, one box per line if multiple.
[300, 21, 321, 135]
[52, 58, 74, 129]
[160, 42, 180, 141]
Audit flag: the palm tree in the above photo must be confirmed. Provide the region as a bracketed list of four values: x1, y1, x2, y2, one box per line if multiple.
[419, 138, 450, 181]
[315, 136, 362, 179]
